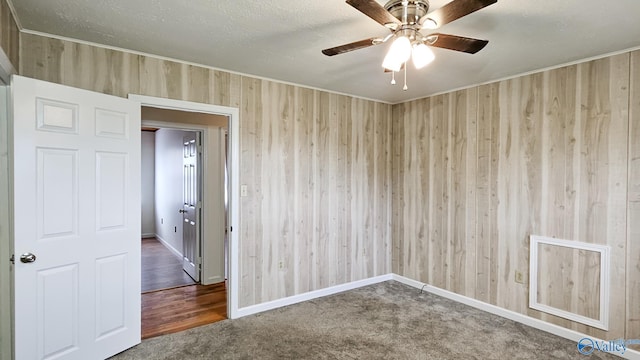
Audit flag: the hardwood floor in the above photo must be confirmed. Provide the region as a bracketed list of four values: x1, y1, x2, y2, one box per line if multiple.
[142, 237, 195, 293]
[141, 237, 227, 339]
[142, 282, 227, 339]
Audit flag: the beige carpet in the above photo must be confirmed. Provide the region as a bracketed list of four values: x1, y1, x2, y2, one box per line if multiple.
[111, 281, 619, 359]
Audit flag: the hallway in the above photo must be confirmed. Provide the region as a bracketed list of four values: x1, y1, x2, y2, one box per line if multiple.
[141, 237, 227, 339]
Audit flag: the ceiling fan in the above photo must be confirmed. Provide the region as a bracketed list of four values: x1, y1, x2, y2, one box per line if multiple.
[322, 0, 497, 88]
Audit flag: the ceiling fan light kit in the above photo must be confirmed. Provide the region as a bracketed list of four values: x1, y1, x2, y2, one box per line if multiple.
[323, 0, 497, 90]
[382, 35, 412, 71]
[412, 43, 435, 69]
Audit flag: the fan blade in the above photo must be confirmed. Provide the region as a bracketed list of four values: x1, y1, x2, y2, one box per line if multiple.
[428, 33, 488, 54]
[322, 38, 379, 56]
[346, 0, 402, 28]
[422, 0, 497, 28]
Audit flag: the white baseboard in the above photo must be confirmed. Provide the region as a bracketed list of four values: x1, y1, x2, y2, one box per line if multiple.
[141, 233, 155, 239]
[392, 274, 640, 360]
[154, 234, 182, 259]
[234, 274, 393, 318]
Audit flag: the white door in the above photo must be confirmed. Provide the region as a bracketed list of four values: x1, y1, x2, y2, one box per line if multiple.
[12, 75, 141, 360]
[182, 132, 200, 282]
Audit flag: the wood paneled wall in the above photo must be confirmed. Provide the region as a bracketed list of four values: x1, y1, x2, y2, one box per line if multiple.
[19, 32, 393, 308]
[0, 0, 18, 71]
[393, 52, 637, 341]
[17, 31, 640, 342]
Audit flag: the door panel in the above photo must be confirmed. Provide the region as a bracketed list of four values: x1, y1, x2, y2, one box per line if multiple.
[37, 148, 78, 239]
[182, 132, 200, 282]
[12, 75, 141, 360]
[96, 152, 128, 230]
[37, 264, 79, 359]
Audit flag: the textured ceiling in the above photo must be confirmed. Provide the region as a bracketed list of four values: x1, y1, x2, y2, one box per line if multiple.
[9, 0, 640, 103]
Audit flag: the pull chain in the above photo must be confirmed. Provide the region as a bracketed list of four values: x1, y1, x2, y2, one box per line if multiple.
[391, 71, 396, 85]
[403, 62, 408, 91]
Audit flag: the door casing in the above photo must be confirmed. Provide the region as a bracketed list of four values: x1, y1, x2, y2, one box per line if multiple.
[131, 94, 240, 319]
[0, 48, 15, 360]
[0, 84, 12, 360]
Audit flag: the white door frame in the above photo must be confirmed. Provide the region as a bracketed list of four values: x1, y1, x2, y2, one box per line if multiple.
[0, 84, 12, 360]
[0, 47, 15, 360]
[130, 94, 240, 319]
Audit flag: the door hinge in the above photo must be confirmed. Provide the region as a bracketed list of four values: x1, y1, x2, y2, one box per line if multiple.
[9, 254, 14, 264]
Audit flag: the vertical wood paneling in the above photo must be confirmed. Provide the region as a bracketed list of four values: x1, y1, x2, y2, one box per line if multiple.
[476, 83, 499, 304]
[139, 58, 198, 101]
[576, 54, 629, 339]
[239, 76, 263, 308]
[262, 81, 296, 301]
[628, 50, 640, 347]
[447, 88, 478, 297]
[18, 32, 639, 343]
[495, 74, 544, 315]
[19, 33, 63, 83]
[392, 54, 635, 341]
[337, 94, 349, 285]
[315, 92, 333, 289]
[19, 33, 393, 309]
[428, 94, 448, 289]
[391, 104, 405, 276]
[20, 33, 139, 97]
[532, 66, 577, 328]
[1, 0, 19, 71]
[376, 101, 392, 275]
[294, 86, 314, 294]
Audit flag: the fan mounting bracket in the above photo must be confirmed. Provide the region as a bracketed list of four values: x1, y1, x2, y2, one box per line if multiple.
[384, 0, 431, 26]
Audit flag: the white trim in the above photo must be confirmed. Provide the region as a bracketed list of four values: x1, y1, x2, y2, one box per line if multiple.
[128, 94, 241, 319]
[141, 233, 155, 239]
[529, 235, 610, 330]
[0, 85, 12, 360]
[392, 274, 640, 360]
[154, 234, 182, 259]
[235, 275, 393, 318]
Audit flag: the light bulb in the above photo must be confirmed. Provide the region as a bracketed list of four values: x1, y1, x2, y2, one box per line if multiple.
[422, 18, 438, 29]
[412, 43, 435, 69]
[382, 36, 412, 72]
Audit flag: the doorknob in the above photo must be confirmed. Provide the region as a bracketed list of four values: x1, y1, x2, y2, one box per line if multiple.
[178, 209, 187, 213]
[20, 253, 36, 263]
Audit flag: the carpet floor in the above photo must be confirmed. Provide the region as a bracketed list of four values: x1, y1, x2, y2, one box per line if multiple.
[111, 281, 618, 359]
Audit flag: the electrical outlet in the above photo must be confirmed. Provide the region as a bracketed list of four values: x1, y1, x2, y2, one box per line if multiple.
[161, 218, 164, 224]
[278, 261, 283, 269]
[174, 226, 177, 233]
[515, 270, 524, 284]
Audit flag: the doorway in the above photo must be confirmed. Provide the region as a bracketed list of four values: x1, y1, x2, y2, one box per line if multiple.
[139, 105, 230, 338]
[130, 93, 240, 321]
[141, 127, 198, 293]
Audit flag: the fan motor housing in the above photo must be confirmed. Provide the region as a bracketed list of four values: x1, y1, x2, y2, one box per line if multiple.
[384, 0, 430, 25]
